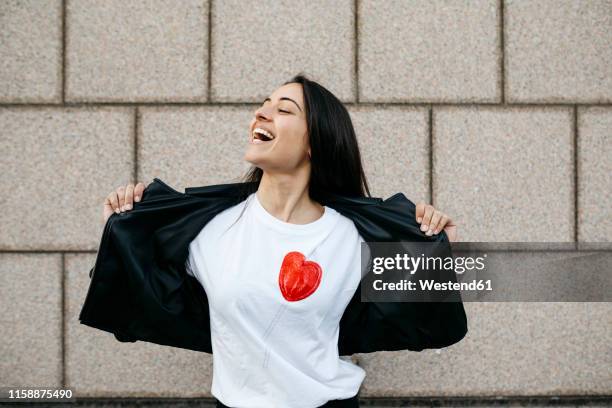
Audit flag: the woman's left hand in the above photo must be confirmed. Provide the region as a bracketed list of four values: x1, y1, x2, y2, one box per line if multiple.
[415, 203, 457, 242]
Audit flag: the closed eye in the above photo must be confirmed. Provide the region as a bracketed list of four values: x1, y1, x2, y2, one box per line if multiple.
[279, 109, 290, 114]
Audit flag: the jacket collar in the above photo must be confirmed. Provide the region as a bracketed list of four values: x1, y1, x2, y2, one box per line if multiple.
[180, 177, 387, 206]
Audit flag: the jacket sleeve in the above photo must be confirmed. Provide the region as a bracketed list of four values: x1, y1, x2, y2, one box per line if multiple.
[85, 261, 139, 344]
[391, 231, 468, 350]
[79, 179, 214, 352]
[340, 230, 467, 355]
[338, 193, 468, 355]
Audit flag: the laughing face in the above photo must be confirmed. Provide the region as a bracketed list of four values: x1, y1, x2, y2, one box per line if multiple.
[244, 83, 310, 172]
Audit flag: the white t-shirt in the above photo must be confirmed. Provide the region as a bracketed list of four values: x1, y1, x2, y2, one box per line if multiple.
[185, 191, 367, 408]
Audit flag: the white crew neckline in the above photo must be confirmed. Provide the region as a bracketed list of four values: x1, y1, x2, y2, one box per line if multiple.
[249, 191, 337, 235]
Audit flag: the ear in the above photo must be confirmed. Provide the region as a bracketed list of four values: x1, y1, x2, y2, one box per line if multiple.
[307, 148, 311, 159]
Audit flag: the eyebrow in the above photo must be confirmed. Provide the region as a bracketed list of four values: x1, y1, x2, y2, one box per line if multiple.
[263, 97, 303, 112]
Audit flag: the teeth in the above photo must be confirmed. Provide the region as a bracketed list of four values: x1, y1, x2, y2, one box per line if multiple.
[253, 127, 274, 141]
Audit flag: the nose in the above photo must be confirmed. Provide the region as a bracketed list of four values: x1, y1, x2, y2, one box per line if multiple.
[254, 104, 273, 121]
[255, 110, 270, 123]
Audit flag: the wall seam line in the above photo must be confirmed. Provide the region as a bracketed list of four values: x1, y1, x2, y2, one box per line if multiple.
[134, 107, 139, 182]
[61, 252, 66, 388]
[61, 0, 67, 103]
[573, 105, 579, 243]
[500, 0, 505, 103]
[429, 105, 434, 206]
[207, 0, 213, 102]
[354, 0, 359, 103]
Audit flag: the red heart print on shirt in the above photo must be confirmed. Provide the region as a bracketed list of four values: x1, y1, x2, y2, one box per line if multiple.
[278, 251, 322, 301]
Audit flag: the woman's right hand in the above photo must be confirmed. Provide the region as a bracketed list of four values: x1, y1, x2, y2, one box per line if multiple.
[103, 182, 146, 223]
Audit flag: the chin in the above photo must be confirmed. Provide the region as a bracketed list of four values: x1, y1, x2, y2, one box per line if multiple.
[243, 151, 265, 167]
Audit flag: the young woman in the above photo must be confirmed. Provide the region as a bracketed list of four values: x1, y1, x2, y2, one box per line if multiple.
[103, 75, 457, 408]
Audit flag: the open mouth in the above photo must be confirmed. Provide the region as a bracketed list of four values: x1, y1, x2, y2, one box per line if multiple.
[252, 127, 275, 144]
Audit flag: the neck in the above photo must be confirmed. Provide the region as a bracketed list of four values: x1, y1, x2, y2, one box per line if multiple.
[256, 169, 324, 225]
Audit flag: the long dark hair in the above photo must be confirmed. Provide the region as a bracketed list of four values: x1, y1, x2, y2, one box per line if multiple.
[236, 74, 372, 203]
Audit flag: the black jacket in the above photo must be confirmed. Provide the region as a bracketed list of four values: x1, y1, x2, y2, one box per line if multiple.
[78, 178, 468, 355]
